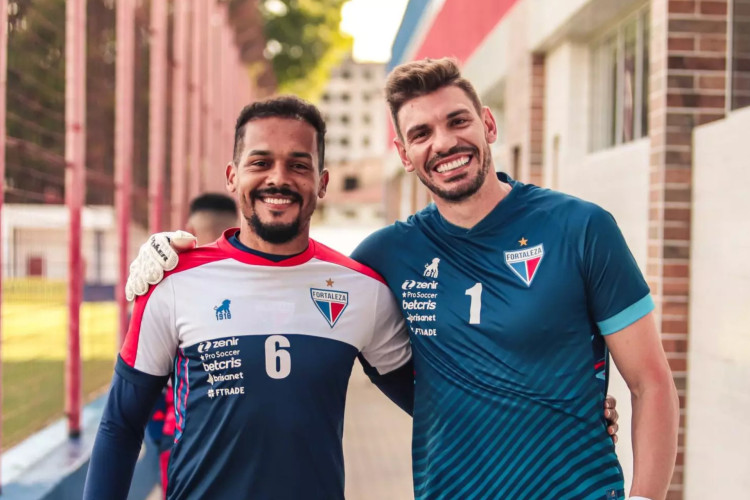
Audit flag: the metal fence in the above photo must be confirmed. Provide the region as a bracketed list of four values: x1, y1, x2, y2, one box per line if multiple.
[0, 0, 263, 481]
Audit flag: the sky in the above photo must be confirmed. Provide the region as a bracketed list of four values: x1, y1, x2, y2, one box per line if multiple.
[340, 0, 410, 63]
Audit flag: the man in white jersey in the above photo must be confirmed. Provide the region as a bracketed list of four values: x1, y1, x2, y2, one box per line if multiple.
[85, 96, 414, 500]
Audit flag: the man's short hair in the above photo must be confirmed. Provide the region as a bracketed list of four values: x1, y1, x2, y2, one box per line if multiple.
[233, 95, 326, 171]
[189, 193, 237, 216]
[385, 57, 483, 140]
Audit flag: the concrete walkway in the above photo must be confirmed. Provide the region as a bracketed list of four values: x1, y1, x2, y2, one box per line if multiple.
[343, 363, 413, 499]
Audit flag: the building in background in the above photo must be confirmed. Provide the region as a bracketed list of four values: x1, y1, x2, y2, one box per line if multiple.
[387, 0, 750, 498]
[316, 57, 388, 226]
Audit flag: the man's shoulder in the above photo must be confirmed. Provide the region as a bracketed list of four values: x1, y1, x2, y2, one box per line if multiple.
[311, 239, 386, 285]
[521, 184, 607, 223]
[165, 242, 231, 278]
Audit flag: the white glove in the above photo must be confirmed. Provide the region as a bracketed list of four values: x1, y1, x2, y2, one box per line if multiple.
[124, 230, 197, 301]
[629, 497, 653, 500]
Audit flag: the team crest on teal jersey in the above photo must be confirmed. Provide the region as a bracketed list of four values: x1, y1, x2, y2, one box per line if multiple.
[504, 244, 544, 286]
[310, 288, 349, 327]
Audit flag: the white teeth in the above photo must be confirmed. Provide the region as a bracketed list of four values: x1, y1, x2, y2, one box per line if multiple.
[436, 156, 470, 173]
[263, 198, 292, 205]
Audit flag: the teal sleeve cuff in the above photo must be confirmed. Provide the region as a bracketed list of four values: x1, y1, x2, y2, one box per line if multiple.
[597, 294, 655, 335]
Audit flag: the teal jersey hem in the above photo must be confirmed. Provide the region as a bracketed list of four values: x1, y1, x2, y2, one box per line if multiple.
[598, 294, 654, 335]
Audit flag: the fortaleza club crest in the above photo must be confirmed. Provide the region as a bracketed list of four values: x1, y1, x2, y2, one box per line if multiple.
[310, 288, 349, 327]
[504, 243, 544, 286]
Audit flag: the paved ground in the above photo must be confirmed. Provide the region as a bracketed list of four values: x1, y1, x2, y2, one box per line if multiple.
[147, 363, 413, 499]
[343, 363, 413, 499]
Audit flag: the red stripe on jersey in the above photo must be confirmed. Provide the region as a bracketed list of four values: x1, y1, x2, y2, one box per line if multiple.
[216, 228, 316, 266]
[312, 240, 387, 284]
[119, 241, 231, 367]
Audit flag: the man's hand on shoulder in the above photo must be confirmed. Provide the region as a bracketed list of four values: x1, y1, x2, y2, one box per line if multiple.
[125, 230, 196, 301]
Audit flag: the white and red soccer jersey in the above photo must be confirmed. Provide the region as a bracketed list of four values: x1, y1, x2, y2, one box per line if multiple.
[119, 229, 411, 499]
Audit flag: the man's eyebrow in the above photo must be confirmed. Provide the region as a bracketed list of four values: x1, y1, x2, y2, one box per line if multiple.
[290, 152, 313, 160]
[247, 149, 271, 157]
[446, 109, 471, 119]
[405, 123, 429, 139]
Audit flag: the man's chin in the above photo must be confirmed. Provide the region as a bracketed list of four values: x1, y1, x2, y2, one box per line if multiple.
[248, 215, 301, 245]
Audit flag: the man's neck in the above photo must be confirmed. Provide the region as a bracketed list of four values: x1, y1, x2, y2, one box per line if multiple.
[237, 221, 311, 255]
[432, 173, 512, 229]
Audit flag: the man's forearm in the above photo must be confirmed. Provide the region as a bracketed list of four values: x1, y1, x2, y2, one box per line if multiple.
[629, 376, 679, 499]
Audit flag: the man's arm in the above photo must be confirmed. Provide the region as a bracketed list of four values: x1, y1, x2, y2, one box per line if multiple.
[83, 358, 168, 500]
[358, 355, 414, 415]
[605, 312, 679, 500]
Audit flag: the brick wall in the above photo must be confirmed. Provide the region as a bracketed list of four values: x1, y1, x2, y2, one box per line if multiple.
[648, 1, 728, 497]
[529, 53, 546, 186]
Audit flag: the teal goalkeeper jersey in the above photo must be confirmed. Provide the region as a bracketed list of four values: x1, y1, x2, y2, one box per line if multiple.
[351, 173, 653, 500]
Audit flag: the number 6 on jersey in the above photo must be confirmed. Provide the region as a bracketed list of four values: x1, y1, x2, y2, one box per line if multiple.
[265, 335, 291, 379]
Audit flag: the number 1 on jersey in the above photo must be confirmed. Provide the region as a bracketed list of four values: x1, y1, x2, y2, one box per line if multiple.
[465, 283, 483, 325]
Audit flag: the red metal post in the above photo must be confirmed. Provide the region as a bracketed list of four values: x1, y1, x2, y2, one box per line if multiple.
[189, 0, 204, 199]
[148, 0, 167, 233]
[171, 0, 189, 228]
[0, 0, 9, 485]
[115, 0, 135, 346]
[205, 2, 218, 186]
[65, 0, 86, 438]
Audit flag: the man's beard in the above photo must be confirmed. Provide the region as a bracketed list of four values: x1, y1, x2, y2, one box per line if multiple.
[417, 144, 492, 203]
[247, 214, 300, 244]
[246, 187, 303, 244]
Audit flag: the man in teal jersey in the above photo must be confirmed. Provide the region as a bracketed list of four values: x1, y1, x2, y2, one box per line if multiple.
[349, 58, 678, 500]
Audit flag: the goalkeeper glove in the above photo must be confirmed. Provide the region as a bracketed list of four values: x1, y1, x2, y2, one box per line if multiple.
[124, 230, 197, 301]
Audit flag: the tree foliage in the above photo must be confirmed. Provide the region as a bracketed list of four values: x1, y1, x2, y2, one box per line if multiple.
[259, 0, 352, 101]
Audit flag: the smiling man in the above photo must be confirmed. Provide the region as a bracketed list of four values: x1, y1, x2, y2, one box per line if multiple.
[83, 96, 413, 500]
[349, 58, 679, 500]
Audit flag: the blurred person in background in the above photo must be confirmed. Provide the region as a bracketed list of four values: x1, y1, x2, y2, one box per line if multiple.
[84, 96, 414, 500]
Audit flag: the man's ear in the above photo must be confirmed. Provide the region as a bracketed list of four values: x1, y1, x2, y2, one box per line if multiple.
[318, 169, 329, 199]
[482, 106, 498, 144]
[395, 138, 415, 173]
[226, 163, 237, 193]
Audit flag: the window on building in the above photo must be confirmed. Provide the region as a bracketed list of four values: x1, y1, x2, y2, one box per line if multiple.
[341, 114, 350, 124]
[341, 69, 352, 79]
[341, 92, 351, 102]
[362, 92, 371, 102]
[363, 69, 373, 80]
[731, 0, 750, 110]
[362, 113, 372, 124]
[27, 255, 44, 277]
[343, 176, 360, 191]
[321, 93, 330, 102]
[340, 137, 350, 147]
[362, 136, 371, 148]
[590, 7, 650, 150]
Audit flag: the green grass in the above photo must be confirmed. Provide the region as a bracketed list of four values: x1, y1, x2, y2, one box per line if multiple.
[2, 359, 115, 447]
[1, 299, 119, 448]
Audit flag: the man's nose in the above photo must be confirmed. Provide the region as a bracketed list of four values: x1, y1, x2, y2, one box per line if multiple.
[432, 127, 458, 155]
[265, 162, 291, 186]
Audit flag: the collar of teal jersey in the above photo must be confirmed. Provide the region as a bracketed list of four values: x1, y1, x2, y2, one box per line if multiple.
[435, 172, 520, 236]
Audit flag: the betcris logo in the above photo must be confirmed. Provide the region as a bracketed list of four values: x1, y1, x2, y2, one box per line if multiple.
[401, 280, 438, 290]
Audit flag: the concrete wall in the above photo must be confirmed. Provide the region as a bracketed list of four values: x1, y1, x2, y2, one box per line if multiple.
[686, 107, 750, 498]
